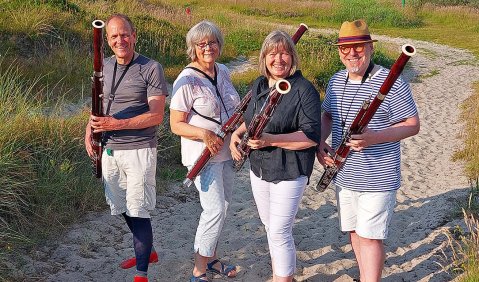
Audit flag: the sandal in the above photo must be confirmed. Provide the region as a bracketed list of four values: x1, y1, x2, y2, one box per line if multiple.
[207, 259, 237, 278]
[190, 273, 208, 282]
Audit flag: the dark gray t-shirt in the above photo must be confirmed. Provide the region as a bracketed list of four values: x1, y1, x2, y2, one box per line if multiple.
[102, 53, 168, 150]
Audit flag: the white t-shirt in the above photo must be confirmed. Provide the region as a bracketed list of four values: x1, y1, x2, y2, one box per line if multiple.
[170, 63, 240, 166]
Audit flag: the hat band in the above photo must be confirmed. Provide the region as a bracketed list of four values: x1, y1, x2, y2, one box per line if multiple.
[337, 35, 372, 44]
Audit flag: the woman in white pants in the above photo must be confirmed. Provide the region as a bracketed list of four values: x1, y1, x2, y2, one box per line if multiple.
[230, 30, 322, 282]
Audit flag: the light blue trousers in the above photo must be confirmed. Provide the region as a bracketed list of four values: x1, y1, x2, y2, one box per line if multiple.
[191, 160, 234, 257]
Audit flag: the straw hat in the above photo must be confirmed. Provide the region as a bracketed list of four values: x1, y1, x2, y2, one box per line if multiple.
[335, 19, 378, 46]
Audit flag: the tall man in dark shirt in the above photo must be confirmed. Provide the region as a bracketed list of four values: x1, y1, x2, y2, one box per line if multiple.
[84, 14, 168, 282]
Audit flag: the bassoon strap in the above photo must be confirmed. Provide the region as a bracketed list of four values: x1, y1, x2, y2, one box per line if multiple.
[362, 62, 375, 83]
[191, 107, 221, 125]
[105, 58, 134, 115]
[185, 65, 230, 124]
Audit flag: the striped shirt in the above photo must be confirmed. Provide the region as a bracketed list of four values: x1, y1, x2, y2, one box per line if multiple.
[323, 66, 418, 192]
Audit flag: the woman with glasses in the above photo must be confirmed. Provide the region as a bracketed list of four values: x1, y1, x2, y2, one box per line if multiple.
[170, 21, 240, 282]
[230, 30, 322, 282]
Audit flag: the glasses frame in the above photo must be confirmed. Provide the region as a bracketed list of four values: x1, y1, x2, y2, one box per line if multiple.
[338, 44, 366, 55]
[196, 40, 219, 50]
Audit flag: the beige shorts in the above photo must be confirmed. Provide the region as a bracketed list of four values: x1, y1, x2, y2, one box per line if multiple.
[102, 147, 157, 218]
[336, 186, 397, 240]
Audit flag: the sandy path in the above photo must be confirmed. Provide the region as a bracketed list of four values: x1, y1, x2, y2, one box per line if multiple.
[16, 27, 479, 282]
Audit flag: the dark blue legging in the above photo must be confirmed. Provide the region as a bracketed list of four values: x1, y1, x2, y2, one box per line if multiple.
[122, 213, 153, 272]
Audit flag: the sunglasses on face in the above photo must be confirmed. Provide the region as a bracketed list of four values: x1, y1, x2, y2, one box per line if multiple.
[196, 41, 218, 50]
[339, 44, 366, 55]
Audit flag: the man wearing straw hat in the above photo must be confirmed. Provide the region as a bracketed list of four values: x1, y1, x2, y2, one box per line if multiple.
[316, 19, 420, 281]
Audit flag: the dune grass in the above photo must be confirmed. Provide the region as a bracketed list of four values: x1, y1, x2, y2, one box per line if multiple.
[448, 81, 479, 281]
[445, 187, 479, 281]
[0, 60, 105, 276]
[453, 82, 479, 181]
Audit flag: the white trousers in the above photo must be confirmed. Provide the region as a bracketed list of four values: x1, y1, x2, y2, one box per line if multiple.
[250, 171, 307, 277]
[102, 147, 157, 218]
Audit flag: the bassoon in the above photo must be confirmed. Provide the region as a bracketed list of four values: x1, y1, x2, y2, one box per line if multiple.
[234, 79, 291, 171]
[314, 44, 416, 192]
[90, 20, 105, 178]
[182, 23, 309, 187]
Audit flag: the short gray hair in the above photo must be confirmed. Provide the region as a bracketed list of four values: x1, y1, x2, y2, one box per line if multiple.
[186, 21, 224, 62]
[259, 30, 299, 79]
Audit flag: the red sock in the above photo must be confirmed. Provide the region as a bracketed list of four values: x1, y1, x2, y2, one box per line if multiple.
[133, 275, 148, 282]
[120, 251, 159, 269]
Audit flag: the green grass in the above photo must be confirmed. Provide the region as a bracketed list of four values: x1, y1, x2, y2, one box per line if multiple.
[373, 2, 479, 56]
[321, 0, 423, 28]
[231, 69, 259, 98]
[3, 0, 477, 99]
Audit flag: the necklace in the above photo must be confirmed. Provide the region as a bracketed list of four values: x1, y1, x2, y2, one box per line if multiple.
[339, 62, 375, 140]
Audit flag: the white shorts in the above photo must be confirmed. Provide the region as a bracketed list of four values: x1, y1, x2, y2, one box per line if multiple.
[102, 147, 157, 218]
[336, 186, 397, 240]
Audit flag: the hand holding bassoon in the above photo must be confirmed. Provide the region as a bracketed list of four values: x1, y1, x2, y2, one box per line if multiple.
[346, 127, 376, 152]
[233, 79, 291, 171]
[182, 91, 249, 187]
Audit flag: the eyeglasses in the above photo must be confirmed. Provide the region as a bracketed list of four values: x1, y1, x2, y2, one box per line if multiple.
[196, 41, 218, 50]
[339, 44, 366, 55]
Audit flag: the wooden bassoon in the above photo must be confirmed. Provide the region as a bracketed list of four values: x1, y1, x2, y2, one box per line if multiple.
[182, 23, 308, 187]
[314, 44, 416, 192]
[90, 20, 105, 178]
[234, 79, 291, 171]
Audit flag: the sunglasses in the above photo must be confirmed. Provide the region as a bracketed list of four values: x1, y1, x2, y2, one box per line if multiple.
[196, 41, 218, 50]
[339, 44, 366, 55]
